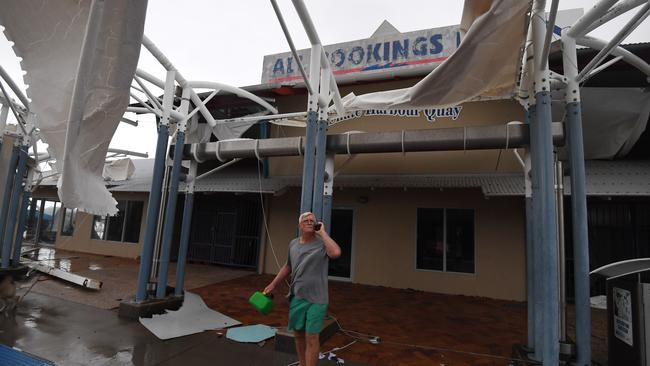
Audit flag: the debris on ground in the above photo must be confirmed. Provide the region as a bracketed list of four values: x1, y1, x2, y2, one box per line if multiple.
[139, 292, 240, 340]
[226, 324, 277, 343]
[21, 259, 102, 290]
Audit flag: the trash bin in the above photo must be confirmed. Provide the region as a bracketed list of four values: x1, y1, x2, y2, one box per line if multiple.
[591, 258, 650, 365]
[607, 278, 648, 366]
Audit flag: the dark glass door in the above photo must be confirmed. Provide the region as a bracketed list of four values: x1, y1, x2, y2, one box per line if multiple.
[328, 208, 354, 279]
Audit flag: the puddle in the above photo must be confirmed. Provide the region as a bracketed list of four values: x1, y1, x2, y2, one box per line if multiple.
[24, 307, 42, 328]
[24, 319, 38, 328]
[35, 247, 56, 262]
[29, 247, 58, 267]
[113, 349, 133, 363]
[24, 247, 75, 272]
[58, 259, 71, 272]
[88, 264, 102, 271]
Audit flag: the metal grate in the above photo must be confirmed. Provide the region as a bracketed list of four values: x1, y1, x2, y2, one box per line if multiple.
[187, 193, 261, 268]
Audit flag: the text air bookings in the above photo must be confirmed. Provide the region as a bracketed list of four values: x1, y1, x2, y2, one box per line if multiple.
[262, 25, 461, 84]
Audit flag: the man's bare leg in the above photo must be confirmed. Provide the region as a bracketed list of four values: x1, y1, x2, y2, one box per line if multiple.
[294, 331, 307, 366]
[305, 333, 320, 366]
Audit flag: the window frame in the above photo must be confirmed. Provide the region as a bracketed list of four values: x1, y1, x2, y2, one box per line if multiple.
[91, 200, 144, 243]
[60, 207, 77, 237]
[415, 207, 476, 275]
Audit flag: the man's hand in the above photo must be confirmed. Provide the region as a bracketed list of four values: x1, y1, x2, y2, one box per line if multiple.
[263, 283, 275, 295]
[314, 221, 324, 236]
[263, 263, 291, 295]
[316, 223, 342, 259]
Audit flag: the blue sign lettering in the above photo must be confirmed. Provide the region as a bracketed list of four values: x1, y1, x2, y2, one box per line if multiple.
[368, 43, 382, 63]
[430, 34, 443, 55]
[348, 46, 365, 65]
[413, 37, 428, 56]
[392, 39, 409, 60]
[272, 59, 284, 76]
[263, 25, 461, 82]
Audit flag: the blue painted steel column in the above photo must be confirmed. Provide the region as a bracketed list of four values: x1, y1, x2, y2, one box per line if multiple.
[135, 124, 169, 302]
[523, 113, 536, 351]
[523, 112, 536, 352]
[260, 121, 270, 178]
[174, 192, 194, 296]
[0, 145, 19, 267]
[536, 91, 559, 365]
[311, 120, 328, 220]
[566, 102, 591, 366]
[0, 106, 8, 151]
[12, 189, 31, 265]
[2, 146, 27, 267]
[525, 196, 535, 349]
[156, 131, 185, 298]
[300, 111, 318, 214]
[528, 105, 543, 361]
[322, 153, 335, 233]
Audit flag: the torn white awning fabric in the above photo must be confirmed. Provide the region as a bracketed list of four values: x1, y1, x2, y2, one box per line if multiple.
[340, 0, 531, 111]
[0, 0, 148, 215]
[554, 88, 650, 160]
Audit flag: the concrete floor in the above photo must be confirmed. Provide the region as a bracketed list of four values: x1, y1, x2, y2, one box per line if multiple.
[22, 246, 252, 309]
[0, 247, 608, 365]
[0, 291, 354, 366]
[0, 248, 363, 365]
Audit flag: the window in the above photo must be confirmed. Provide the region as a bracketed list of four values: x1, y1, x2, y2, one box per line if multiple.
[60, 207, 77, 236]
[416, 208, 475, 273]
[23, 198, 61, 244]
[91, 200, 144, 243]
[24, 199, 61, 244]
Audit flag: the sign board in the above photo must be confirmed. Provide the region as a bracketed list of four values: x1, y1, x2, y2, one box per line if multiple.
[614, 286, 634, 346]
[262, 25, 461, 85]
[262, 9, 584, 87]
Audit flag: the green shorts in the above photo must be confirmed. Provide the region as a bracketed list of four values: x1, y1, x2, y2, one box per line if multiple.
[288, 297, 328, 334]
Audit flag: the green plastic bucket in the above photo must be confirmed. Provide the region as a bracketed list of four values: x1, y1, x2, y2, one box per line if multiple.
[249, 291, 273, 315]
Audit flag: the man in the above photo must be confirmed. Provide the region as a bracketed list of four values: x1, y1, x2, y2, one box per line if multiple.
[264, 211, 341, 366]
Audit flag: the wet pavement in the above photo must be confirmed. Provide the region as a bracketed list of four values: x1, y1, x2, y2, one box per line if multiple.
[20, 246, 252, 310]
[0, 291, 359, 366]
[0, 248, 607, 365]
[1, 248, 364, 365]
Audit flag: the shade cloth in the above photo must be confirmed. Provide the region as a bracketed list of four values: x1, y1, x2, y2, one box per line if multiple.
[340, 0, 532, 111]
[0, 0, 148, 215]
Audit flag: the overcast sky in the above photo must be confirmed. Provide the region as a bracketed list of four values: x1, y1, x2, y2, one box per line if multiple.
[1, 0, 650, 158]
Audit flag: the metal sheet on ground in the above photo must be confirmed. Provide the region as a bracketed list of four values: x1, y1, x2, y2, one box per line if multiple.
[226, 324, 277, 343]
[139, 292, 240, 340]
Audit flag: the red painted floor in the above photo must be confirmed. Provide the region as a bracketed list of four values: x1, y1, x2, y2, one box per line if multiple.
[194, 274, 608, 366]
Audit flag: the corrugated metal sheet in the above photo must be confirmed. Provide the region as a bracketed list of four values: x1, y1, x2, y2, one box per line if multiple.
[482, 160, 650, 196]
[39, 159, 650, 197]
[574, 160, 650, 196]
[109, 174, 286, 195]
[106, 159, 154, 192]
[481, 175, 525, 196]
[189, 175, 286, 194]
[319, 174, 524, 197]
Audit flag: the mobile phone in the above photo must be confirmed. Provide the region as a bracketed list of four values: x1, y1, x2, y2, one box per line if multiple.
[314, 223, 322, 231]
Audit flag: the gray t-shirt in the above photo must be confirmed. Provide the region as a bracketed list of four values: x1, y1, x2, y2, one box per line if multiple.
[287, 237, 329, 304]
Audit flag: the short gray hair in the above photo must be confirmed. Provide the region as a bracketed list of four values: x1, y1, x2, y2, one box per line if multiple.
[298, 211, 314, 224]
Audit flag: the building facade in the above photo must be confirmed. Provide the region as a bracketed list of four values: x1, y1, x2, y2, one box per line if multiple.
[28, 29, 650, 303]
